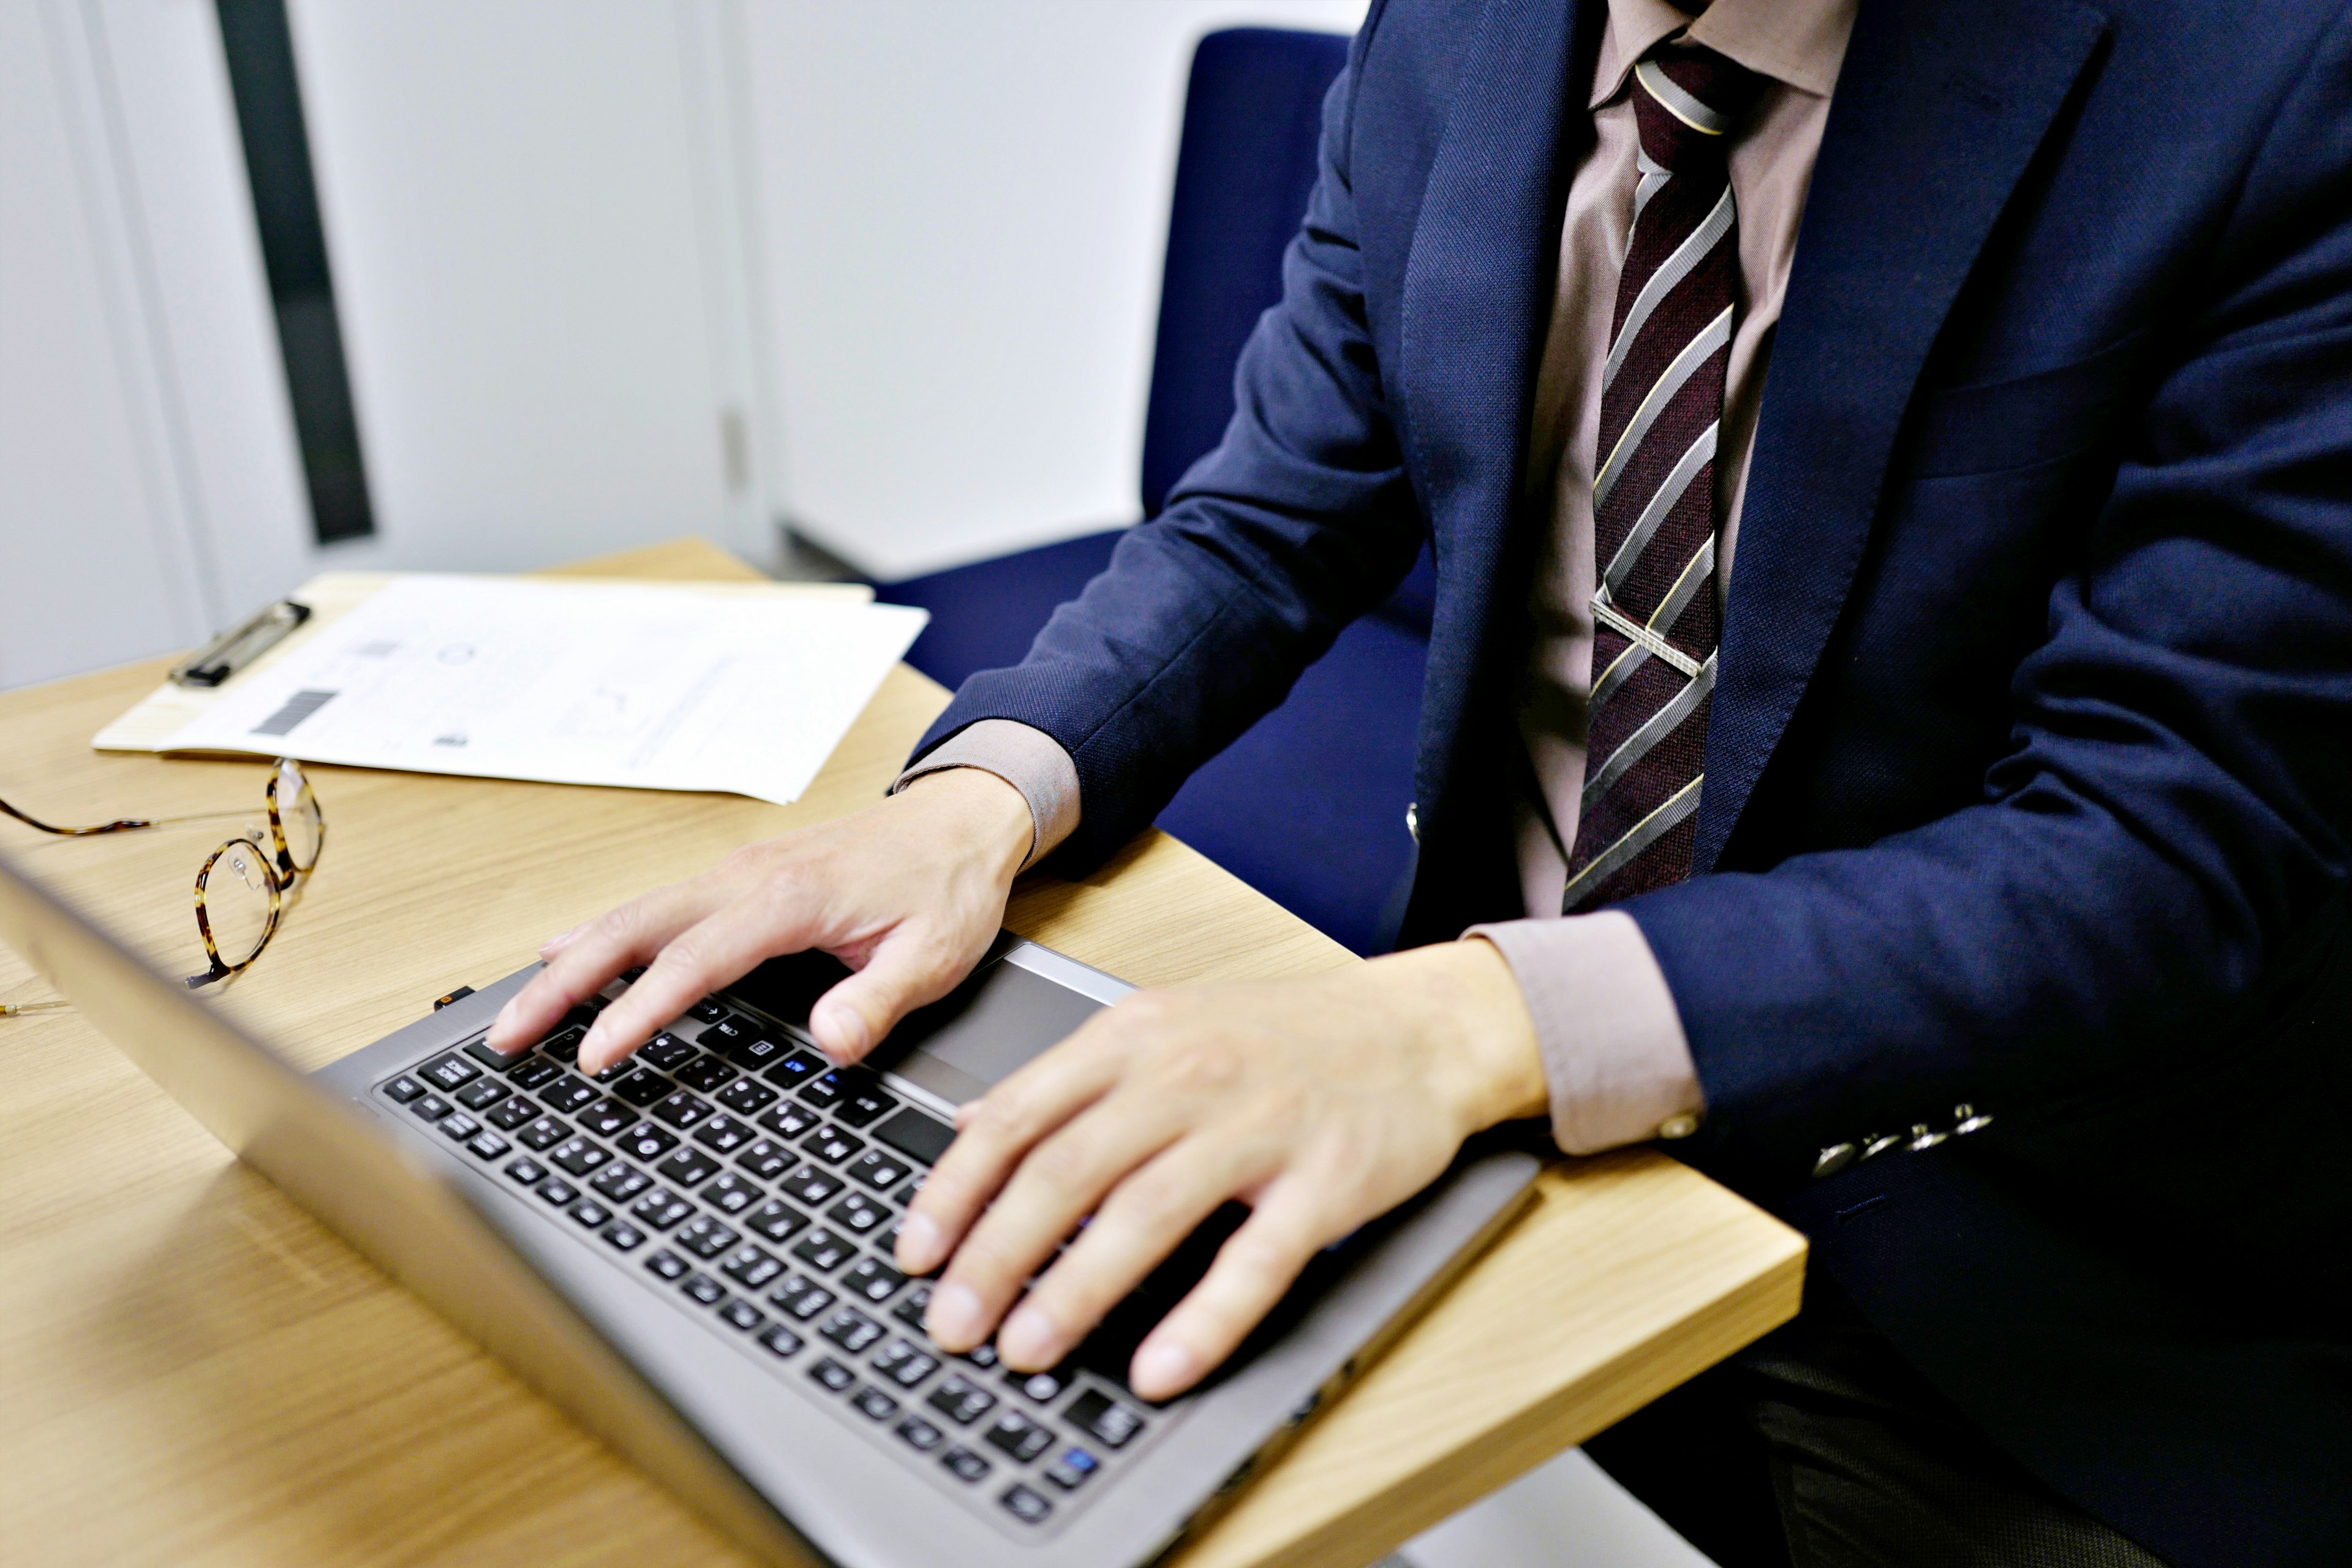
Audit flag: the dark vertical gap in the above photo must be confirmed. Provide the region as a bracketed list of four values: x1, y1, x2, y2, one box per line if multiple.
[214, 0, 374, 543]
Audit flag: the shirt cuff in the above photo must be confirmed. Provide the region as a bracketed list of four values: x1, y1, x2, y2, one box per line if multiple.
[1466, 910, 1706, 1156]
[891, 718, 1081, 871]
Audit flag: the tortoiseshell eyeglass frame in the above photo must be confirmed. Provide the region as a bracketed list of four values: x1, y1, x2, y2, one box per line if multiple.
[0, 759, 325, 998]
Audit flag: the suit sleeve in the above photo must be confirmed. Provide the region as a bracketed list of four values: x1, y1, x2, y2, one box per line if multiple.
[903, 19, 1425, 875]
[1626, 15, 2352, 1184]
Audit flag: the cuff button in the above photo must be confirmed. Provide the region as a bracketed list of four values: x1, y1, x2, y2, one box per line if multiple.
[1812, 1142, 1856, 1179]
[1656, 1113, 1699, 1140]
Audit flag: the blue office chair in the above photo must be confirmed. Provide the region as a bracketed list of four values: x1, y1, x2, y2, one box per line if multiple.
[878, 28, 1433, 956]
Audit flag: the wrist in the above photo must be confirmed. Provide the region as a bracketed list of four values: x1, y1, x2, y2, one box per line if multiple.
[1368, 940, 1548, 1136]
[900, 766, 1036, 881]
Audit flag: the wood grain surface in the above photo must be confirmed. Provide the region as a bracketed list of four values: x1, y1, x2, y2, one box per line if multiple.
[0, 538, 1803, 1568]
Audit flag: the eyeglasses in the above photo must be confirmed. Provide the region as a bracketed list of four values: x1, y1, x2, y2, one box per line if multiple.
[0, 758, 325, 1005]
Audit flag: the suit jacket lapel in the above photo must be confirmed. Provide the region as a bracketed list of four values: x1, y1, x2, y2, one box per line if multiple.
[1695, 0, 2109, 873]
[1396, 0, 1600, 934]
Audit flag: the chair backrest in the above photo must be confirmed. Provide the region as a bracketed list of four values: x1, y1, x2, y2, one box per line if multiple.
[1140, 28, 1349, 520]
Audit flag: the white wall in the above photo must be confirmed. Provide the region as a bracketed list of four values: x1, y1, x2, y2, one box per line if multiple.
[742, 0, 1368, 580]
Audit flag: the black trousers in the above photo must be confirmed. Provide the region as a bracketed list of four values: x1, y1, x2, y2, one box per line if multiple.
[1582, 1278, 2173, 1568]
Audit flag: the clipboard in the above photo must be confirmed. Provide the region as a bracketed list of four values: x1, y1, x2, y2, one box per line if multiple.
[94, 570, 876, 756]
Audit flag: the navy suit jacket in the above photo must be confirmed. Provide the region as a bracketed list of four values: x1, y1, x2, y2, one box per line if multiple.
[914, 1, 2352, 1558]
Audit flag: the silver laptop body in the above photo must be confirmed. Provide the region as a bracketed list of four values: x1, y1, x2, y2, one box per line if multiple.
[0, 847, 1537, 1568]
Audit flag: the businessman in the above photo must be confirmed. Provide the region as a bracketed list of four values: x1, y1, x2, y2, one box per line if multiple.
[492, 0, 2352, 1561]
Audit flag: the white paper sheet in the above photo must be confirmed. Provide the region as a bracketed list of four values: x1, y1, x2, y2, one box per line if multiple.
[157, 575, 929, 805]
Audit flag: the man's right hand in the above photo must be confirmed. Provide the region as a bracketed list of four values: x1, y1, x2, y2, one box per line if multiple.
[483, 767, 1036, 1077]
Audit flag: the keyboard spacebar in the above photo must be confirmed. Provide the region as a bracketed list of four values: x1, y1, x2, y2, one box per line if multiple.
[872, 1106, 956, 1166]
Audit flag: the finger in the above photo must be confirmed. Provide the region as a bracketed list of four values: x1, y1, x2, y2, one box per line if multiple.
[577, 886, 824, 1074]
[898, 1031, 1127, 1302]
[921, 1084, 1197, 1355]
[485, 880, 723, 1054]
[807, 922, 972, 1063]
[1127, 1185, 1331, 1401]
[998, 1132, 1276, 1373]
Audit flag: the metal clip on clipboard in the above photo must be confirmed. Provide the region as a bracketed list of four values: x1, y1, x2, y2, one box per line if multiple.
[168, 600, 313, 688]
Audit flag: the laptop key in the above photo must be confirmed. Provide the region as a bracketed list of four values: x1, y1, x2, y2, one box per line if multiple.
[486, 1095, 541, 1131]
[439, 1112, 483, 1142]
[651, 1090, 715, 1129]
[777, 1166, 844, 1207]
[768, 1275, 835, 1321]
[735, 1139, 795, 1181]
[638, 1033, 699, 1074]
[959, 1343, 1000, 1371]
[673, 1055, 737, 1094]
[716, 1078, 778, 1116]
[820, 1306, 883, 1354]
[503, 1156, 548, 1186]
[1000, 1483, 1052, 1524]
[455, 1078, 510, 1112]
[808, 1357, 856, 1393]
[549, 1137, 612, 1177]
[766, 1047, 828, 1090]
[419, 1052, 481, 1093]
[589, 1163, 651, 1203]
[846, 1150, 910, 1191]
[717, 1299, 766, 1333]
[985, 1410, 1053, 1463]
[895, 1416, 944, 1453]
[587, 1058, 638, 1086]
[1042, 1447, 1099, 1491]
[928, 1375, 997, 1426]
[687, 998, 728, 1024]
[570, 1199, 611, 1228]
[755, 1323, 804, 1359]
[602, 1220, 646, 1251]
[614, 1124, 680, 1162]
[941, 1446, 992, 1484]
[835, 1085, 898, 1129]
[719, 1243, 784, 1290]
[840, 1257, 905, 1304]
[802, 1126, 864, 1165]
[463, 1037, 522, 1070]
[540, 1027, 586, 1063]
[743, 1199, 811, 1245]
[504, 1057, 560, 1091]
[692, 1114, 754, 1155]
[701, 1172, 761, 1215]
[850, 1385, 899, 1422]
[723, 1034, 790, 1072]
[538, 1076, 598, 1115]
[680, 1273, 726, 1307]
[409, 1093, 453, 1122]
[382, 1074, 427, 1103]
[827, 1193, 888, 1235]
[655, 1147, 721, 1187]
[466, 1130, 511, 1161]
[675, 1215, 741, 1259]
[612, 1071, 673, 1109]
[1065, 1389, 1145, 1449]
[539, 1178, 579, 1207]
[1008, 1368, 1068, 1404]
[792, 1228, 854, 1273]
[872, 1338, 940, 1388]
[755, 1103, 819, 1140]
[576, 1098, 639, 1137]
[517, 1116, 569, 1152]
[871, 1107, 956, 1168]
[630, 1189, 696, 1231]
[643, 1249, 689, 1282]
[797, 1071, 847, 1110]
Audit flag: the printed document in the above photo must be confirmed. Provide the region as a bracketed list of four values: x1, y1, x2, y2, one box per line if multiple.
[159, 575, 929, 805]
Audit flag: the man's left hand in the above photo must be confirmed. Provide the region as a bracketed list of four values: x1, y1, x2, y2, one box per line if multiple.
[894, 938, 1547, 1402]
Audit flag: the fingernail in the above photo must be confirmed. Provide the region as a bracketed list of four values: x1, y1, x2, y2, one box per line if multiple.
[1132, 1338, 1198, 1397]
[895, 1211, 944, 1273]
[998, 1302, 1060, 1367]
[925, 1281, 986, 1347]
[578, 1024, 609, 1069]
[538, 924, 586, 957]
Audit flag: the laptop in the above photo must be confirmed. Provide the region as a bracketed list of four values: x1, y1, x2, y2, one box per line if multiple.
[0, 846, 1538, 1568]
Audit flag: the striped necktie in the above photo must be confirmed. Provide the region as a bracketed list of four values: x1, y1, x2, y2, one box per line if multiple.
[1562, 42, 1762, 913]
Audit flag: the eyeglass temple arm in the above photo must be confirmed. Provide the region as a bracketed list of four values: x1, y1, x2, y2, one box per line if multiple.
[0, 797, 153, 837]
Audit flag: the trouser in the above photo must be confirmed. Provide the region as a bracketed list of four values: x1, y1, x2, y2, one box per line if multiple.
[1581, 1276, 2173, 1568]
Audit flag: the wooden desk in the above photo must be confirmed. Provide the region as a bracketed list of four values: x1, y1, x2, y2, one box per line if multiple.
[0, 539, 1803, 1568]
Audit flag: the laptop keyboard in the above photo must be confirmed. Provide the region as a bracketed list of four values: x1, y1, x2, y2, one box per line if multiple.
[375, 975, 1165, 1535]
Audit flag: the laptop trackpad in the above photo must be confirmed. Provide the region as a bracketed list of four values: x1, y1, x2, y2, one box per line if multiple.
[727, 948, 1109, 1105]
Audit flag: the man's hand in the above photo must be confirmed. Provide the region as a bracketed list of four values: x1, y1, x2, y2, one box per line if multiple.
[484, 769, 1034, 1075]
[896, 938, 1545, 1403]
